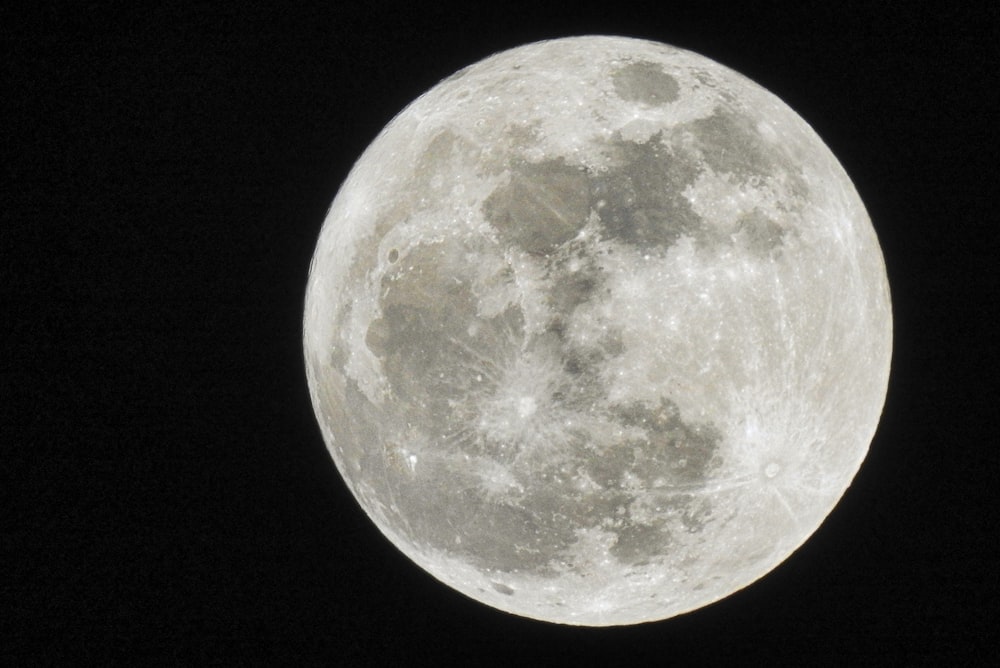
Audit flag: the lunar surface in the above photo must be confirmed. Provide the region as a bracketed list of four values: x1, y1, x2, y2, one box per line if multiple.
[303, 36, 892, 625]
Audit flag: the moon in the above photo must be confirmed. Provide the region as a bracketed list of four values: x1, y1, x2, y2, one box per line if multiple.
[303, 36, 891, 626]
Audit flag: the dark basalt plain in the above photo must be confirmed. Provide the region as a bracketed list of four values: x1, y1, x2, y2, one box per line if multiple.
[336, 102, 805, 577]
[357, 131, 742, 574]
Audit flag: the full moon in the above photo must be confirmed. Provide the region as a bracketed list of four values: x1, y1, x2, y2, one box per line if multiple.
[303, 36, 892, 625]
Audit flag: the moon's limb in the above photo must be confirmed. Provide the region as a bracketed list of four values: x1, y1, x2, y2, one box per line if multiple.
[304, 36, 892, 626]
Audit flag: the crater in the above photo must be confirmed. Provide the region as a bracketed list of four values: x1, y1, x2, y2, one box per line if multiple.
[612, 61, 680, 106]
[491, 581, 515, 596]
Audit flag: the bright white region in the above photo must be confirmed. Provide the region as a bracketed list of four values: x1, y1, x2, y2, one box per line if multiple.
[302, 35, 893, 627]
[518, 396, 537, 418]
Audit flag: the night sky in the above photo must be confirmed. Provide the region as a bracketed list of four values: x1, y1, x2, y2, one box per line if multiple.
[6, 2, 996, 663]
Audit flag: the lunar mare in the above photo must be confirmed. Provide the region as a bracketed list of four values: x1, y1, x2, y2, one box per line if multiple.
[304, 36, 891, 625]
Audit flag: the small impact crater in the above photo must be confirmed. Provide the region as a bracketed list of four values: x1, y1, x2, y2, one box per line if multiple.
[491, 581, 515, 596]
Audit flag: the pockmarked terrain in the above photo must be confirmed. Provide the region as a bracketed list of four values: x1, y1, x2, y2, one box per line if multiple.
[304, 36, 892, 625]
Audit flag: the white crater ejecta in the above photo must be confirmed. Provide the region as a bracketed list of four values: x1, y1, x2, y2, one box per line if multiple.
[303, 36, 892, 626]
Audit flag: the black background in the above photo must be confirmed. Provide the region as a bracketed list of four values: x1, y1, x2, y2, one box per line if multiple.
[6, 1, 997, 664]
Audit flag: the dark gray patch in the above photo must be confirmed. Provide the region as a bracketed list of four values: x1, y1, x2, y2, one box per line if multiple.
[366, 304, 452, 392]
[388, 459, 581, 576]
[566, 490, 632, 526]
[505, 121, 543, 153]
[452, 494, 580, 575]
[609, 492, 712, 567]
[582, 111, 807, 259]
[353, 231, 728, 577]
[612, 61, 680, 106]
[590, 136, 702, 250]
[366, 242, 525, 432]
[560, 349, 610, 412]
[361, 241, 605, 575]
[387, 248, 399, 263]
[411, 129, 491, 192]
[562, 344, 601, 378]
[494, 481, 632, 572]
[483, 159, 590, 255]
[678, 497, 712, 533]
[321, 377, 429, 547]
[615, 397, 722, 487]
[329, 376, 379, 490]
[610, 521, 670, 565]
[586, 446, 636, 489]
[736, 209, 785, 255]
[407, 133, 456, 210]
[600, 330, 625, 357]
[686, 111, 774, 178]
[325, 305, 351, 371]
[546, 264, 602, 316]
[416, 130, 459, 177]
[491, 582, 515, 596]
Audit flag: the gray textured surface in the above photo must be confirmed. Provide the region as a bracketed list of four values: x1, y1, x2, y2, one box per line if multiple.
[303, 36, 892, 625]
